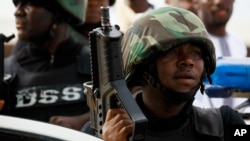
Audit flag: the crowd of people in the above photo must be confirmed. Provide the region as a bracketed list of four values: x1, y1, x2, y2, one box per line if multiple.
[1, 0, 249, 141]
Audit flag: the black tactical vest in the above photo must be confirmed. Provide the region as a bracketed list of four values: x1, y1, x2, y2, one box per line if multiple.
[3, 41, 91, 122]
[145, 106, 224, 141]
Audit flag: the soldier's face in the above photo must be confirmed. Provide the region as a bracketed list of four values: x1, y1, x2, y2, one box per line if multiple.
[14, 0, 53, 41]
[156, 43, 204, 93]
[197, 0, 234, 27]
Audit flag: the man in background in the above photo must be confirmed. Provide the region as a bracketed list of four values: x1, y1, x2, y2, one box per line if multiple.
[196, 0, 248, 109]
[197, 0, 247, 58]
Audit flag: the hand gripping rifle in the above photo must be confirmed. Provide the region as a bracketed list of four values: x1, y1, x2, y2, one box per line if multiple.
[83, 6, 148, 141]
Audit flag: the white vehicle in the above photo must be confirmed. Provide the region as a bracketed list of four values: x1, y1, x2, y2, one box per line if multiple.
[0, 115, 103, 141]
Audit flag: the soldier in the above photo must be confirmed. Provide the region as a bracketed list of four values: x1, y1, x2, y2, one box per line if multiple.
[100, 7, 245, 141]
[3, 0, 90, 131]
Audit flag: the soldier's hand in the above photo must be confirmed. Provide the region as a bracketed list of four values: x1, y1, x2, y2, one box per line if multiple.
[102, 108, 133, 141]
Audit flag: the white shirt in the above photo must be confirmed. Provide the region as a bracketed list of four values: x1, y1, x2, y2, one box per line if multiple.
[209, 31, 247, 58]
[110, 0, 159, 33]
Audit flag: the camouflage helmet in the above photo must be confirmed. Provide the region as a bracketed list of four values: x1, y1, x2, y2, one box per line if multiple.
[12, 0, 87, 25]
[122, 6, 216, 86]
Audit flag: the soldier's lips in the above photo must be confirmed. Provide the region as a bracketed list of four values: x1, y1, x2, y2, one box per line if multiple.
[215, 9, 227, 17]
[174, 73, 195, 81]
[16, 20, 25, 29]
[174, 72, 195, 79]
[174, 77, 195, 80]
[16, 23, 24, 29]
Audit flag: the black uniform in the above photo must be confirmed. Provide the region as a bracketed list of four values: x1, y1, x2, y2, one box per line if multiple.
[83, 93, 246, 141]
[4, 38, 91, 122]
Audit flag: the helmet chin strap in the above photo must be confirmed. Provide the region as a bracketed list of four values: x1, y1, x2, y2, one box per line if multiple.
[159, 85, 199, 104]
[143, 71, 200, 104]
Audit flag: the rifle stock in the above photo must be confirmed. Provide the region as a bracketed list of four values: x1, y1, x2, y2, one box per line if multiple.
[83, 6, 147, 141]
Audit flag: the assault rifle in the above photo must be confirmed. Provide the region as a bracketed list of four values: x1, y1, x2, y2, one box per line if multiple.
[83, 6, 148, 141]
